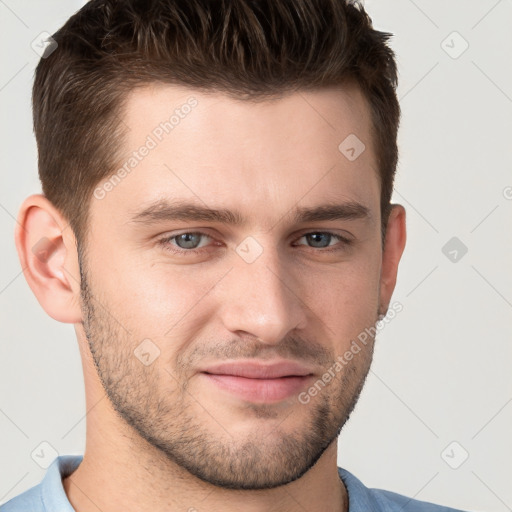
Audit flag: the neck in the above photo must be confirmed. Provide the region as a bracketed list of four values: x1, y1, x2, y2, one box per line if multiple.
[63, 415, 347, 512]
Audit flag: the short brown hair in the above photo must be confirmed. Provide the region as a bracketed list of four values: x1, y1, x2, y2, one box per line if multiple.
[33, 0, 400, 246]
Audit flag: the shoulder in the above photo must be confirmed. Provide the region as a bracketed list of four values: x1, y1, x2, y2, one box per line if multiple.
[0, 483, 44, 512]
[370, 488, 469, 512]
[0, 455, 83, 512]
[338, 467, 471, 512]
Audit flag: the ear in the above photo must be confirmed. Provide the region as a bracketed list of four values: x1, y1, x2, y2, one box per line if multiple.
[14, 194, 82, 323]
[379, 204, 406, 315]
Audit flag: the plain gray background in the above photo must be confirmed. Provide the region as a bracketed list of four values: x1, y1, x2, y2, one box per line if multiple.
[1, 1, 511, 510]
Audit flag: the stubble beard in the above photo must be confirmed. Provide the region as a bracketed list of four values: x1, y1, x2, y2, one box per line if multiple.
[77, 247, 375, 490]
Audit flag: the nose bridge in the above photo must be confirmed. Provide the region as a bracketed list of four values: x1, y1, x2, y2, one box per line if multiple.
[217, 239, 306, 344]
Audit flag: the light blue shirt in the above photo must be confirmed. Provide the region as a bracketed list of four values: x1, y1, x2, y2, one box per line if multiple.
[0, 455, 469, 511]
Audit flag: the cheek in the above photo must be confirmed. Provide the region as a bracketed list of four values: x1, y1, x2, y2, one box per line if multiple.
[98, 253, 224, 335]
[90, 233, 381, 349]
[303, 250, 381, 341]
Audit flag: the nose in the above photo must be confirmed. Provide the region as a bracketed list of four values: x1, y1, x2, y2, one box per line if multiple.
[217, 242, 308, 345]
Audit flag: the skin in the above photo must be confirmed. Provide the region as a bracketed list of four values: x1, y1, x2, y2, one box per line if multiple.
[15, 82, 406, 512]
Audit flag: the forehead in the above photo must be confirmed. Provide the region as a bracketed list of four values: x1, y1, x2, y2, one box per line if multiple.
[91, 82, 380, 229]
[122, 82, 375, 158]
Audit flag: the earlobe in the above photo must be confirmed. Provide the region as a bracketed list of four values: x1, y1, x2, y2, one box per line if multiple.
[379, 204, 407, 316]
[14, 194, 83, 323]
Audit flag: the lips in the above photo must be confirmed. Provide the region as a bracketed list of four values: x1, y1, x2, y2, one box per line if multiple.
[199, 360, 315, 402]
[200, 360, 315, 379]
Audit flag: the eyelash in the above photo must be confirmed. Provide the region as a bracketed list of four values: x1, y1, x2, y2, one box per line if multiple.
[157, 231, 353, 256]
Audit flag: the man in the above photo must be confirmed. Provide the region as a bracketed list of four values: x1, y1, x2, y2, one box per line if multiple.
[2, 0, 470, 511]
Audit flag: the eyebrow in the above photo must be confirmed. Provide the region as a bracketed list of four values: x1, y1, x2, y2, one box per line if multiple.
[128, 198, 371, 226]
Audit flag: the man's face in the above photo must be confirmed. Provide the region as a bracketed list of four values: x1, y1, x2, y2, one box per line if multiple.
[79, 83, 385, 489]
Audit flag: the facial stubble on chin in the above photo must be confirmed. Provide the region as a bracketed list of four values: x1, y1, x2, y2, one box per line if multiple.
[77, 245, 376, 490]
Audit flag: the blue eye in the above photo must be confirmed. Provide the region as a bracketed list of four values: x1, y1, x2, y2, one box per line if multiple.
[158, 232, 213, 255]
[173, 232, 208, 249]
[158, 231, 352, 256]
[297, 232, 346, 248]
